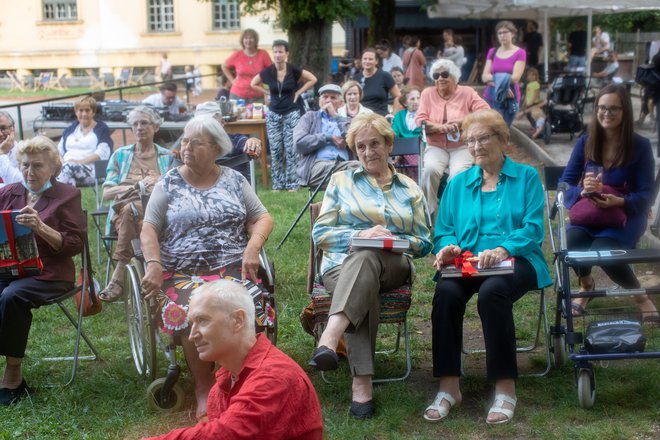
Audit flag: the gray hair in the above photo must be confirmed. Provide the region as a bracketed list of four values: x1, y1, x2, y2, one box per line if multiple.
[191, 280, 256, 334]
[428, 58, 461, 83]
[0, 111, 15, 126]
[183, 115, 233, 157]
[126, 105, 163, 128]
[17, 135, 62, 177]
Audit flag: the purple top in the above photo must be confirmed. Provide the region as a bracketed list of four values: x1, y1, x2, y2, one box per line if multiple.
[486, 47, 526, 101]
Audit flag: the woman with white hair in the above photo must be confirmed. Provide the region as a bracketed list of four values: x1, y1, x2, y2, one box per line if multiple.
[99, 106, 173, 301]
[140, 115, 273, 420]
[415, 58, 489, 222]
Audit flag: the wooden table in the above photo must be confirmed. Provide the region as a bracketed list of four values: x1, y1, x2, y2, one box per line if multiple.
[224, 119, 268, 186]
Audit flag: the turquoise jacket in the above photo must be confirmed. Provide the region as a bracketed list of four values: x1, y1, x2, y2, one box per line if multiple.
[434, 157, 552, 288]
[102, 143, 173, 234]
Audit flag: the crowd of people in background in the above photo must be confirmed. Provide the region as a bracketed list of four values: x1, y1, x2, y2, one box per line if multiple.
[1, 18, 659, 440]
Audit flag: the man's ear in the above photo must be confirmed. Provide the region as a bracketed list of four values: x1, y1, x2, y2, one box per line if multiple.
[231, 308, 248, 332]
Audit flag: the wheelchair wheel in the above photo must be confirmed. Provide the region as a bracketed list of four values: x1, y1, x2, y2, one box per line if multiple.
[577, 368, 596, 408]
[125, 260, 157, 381]
[146, 377, 185, 412]
[551, 334, 567, 368]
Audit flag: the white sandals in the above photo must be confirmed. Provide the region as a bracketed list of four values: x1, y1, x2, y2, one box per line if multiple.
[486, 393, 517, 425]
[423, 391, 457, 422]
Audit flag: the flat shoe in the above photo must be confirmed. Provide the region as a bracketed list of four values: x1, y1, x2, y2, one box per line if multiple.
[350, 400, 375, 419]
[571, 301, 588, 317]
[99, 280, 124, 302]
[0, 379, 31, 406]
[486, 393, 517, 425]
[308, 345, 339, 371]
[423, 391, 457, 422]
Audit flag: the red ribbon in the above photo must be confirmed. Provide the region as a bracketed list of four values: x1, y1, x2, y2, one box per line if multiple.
[1, 210, 44, 278]
[382, 238, 394, 250]
[453, 250, 479, 277]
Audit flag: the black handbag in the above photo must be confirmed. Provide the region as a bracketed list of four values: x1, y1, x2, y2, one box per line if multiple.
[636, 64, 660, 88]
[585, 319, 646, 354]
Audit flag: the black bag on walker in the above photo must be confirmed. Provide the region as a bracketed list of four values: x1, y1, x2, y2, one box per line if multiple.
[585, 320, 646, 354]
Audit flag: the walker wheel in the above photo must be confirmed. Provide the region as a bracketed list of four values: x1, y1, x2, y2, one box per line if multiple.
[551, 334, 567, 368]
[146, 378, 185, 412]
[577, 368, 596, 408]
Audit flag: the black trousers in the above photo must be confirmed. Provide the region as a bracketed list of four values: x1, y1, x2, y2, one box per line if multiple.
[0, 278, 72, 358]
[566, 228, 639, 289]
[431, 257, 537, 381]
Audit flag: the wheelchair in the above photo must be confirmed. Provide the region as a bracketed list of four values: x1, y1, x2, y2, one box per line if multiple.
[123, 244, 276, 412]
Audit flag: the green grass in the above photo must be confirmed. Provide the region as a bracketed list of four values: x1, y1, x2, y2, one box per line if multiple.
[1, 180, 660, 440]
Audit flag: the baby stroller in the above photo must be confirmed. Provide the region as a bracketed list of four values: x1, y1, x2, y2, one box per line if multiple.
[542, 73, 590, 145]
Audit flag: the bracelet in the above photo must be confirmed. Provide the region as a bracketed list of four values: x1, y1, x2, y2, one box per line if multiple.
[145, 259, 162, 267]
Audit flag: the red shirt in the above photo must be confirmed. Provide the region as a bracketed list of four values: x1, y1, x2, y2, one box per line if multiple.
[225, 49, 272, 100]
[144, 334, 323, 440]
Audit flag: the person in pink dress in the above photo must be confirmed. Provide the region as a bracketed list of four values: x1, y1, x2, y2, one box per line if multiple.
[402, 35, 427, 91]
[221, 29, 272, 104]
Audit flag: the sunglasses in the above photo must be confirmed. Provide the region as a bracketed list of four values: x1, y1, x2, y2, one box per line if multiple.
[432, 71, 451, 80]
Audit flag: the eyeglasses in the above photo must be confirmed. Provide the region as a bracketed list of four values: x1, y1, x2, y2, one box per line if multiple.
[0, 125, 13, 131]
[432, 71, 451, 80]
[596, 105, 623, 115]
[131, 120, 153, 128]
[465, 134, 493, 147]
[180, 138, 209, 149]
[497, 30, 511, 36]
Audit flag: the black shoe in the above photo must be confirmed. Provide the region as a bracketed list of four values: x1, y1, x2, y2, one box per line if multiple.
[308, 345, 339, 371]
[350, 400, 375, 419]
[0, 379, 31, 406]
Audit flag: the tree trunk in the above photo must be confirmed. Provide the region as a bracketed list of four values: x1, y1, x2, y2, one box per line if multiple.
[367, 0, 396, 47]
[288, 18, 333, 88]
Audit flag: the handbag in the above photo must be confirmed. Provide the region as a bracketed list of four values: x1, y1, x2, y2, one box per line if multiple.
[569, 184, 627, 229]
[635, 64, 660, 88]
[74, 249, 102, 317]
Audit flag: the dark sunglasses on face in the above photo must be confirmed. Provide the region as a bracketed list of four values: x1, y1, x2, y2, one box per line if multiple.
[432, 71, 451, 80]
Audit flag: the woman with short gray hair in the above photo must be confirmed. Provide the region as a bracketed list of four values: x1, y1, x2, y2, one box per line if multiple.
[140, 115, 274, 420]
[415, 58, 489, 222]
[98, 105, 172, 301]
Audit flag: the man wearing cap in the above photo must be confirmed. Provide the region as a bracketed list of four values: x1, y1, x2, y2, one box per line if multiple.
[293, 84, 360, 188]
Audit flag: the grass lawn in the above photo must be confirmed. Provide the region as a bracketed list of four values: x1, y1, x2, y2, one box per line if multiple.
[1, 168, 660, 440]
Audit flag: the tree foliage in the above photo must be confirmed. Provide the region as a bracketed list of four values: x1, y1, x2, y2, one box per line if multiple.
[553, 11, 660, 34]
[238, 0, 365, 30]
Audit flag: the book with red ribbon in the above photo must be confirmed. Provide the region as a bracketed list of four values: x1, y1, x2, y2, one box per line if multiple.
[0, 210, 43, 279]
[351, 236, 410, 254]
[440, 251, 515, 278]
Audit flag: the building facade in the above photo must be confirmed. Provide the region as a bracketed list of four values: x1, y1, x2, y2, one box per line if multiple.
[0, 0, 346, 88]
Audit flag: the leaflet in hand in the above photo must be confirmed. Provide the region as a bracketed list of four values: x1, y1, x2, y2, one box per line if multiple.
[0, 210, 43, 279]
[351, 236, 410, 254]
[441, 254, 515, 278]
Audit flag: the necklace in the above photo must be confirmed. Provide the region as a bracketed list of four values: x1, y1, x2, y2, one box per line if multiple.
[28, 192, 40, 205]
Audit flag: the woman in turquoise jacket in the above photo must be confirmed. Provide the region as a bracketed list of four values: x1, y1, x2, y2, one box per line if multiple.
[423, 109, 551, 426]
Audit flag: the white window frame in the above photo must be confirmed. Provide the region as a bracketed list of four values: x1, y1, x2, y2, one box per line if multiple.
[43, 0, 78, 21]
[212, 0, 240, 31]
[148, 0, 175, 33]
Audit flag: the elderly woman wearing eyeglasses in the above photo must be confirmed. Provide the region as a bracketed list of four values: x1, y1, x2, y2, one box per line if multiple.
[415, 58, 489, 222]
[425, 109, 551, 425]
[98, 106, 173, 302]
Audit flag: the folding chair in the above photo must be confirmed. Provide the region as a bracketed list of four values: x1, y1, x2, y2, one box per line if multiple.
[391, 136, 424, 188]
[41, 215, 101, 386]
[90, 160, 110, 265]
[49, 73, 67, 90]
[115, 68, 133, 87]
[306, 202, 413, 384]
[86, 69, 104, 89]
[34, 73, 53, 91]
[7, 71, 25, 92]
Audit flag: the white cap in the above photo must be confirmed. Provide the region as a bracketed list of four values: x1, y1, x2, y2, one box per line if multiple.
[195, 101, 222, 117]
[318, 84, 342, 95]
